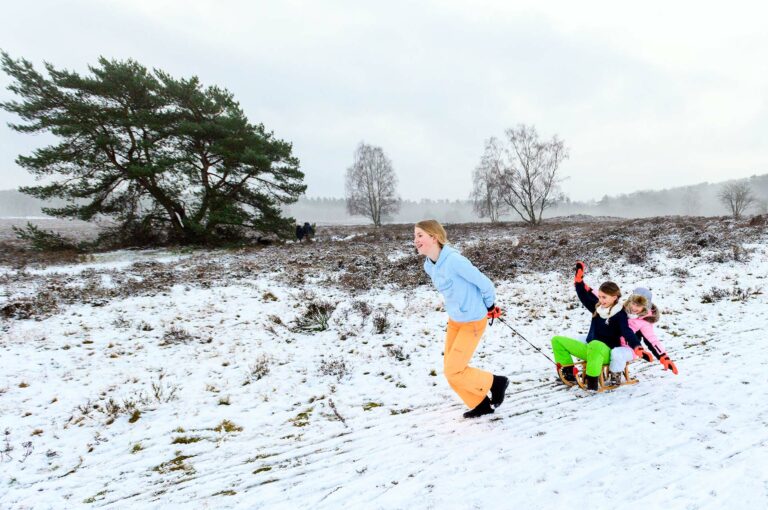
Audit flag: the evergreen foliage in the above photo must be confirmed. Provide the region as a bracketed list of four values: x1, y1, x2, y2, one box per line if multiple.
[0, 52, 306, 245]
[12, 222, 83, 252]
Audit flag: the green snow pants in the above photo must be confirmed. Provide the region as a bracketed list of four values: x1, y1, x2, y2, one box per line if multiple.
[551, 336, 611, 377]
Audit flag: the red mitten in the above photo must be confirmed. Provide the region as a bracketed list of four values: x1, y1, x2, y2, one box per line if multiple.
[574, 261, 586, 283]
[634, 346, 654, 362]
[486, 305, 502, 325]
[659, 354, 679, 375]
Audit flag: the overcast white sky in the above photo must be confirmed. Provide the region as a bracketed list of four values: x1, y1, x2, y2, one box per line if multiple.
[1, 0, 767, 201]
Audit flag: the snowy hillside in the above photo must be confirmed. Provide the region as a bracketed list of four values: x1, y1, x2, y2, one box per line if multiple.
[1, 218, 767, 509]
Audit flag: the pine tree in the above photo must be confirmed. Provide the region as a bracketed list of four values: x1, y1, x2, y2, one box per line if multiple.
[0, 52, 305, 245]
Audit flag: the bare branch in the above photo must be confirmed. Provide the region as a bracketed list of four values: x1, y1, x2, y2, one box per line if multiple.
[490, 124, 568, 226]
[345, 142, 400, 226]
[718, 182, 756, 219]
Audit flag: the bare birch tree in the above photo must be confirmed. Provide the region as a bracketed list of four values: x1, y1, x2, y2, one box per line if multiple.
[484, 125, 568, 226]
[470, 143, 506, 223]
[345, 142, 400, 226]
[718, 182, 755, 219]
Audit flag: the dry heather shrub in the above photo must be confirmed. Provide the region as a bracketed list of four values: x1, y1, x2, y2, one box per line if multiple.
[706, 244, 750, 264]
[352, 300, 372, 319]
[625, 246, 648, 264]
[729, 286, 758, 301]
[160, 326, 194, 346]
[372, 311, 391, 334]
[700, 286, 762, 303]
[385, 344, 409, 361]
[670, 267, 690, 278]
[319, 356, 349, 381]
[0, 240, 86, 267]
[338, 271, 371, 291]
[460, 240, 519, 280]
[249, 354, 272, 381]
[1, 293, 59, 320]
[381, 253, 429, 288]
[293, 301, 336, 333]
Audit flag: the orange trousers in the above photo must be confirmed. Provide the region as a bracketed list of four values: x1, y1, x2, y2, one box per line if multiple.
[444, 318, 494, 409]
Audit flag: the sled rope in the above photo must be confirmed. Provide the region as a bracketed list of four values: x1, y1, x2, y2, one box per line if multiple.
[497, 317, 556, 365]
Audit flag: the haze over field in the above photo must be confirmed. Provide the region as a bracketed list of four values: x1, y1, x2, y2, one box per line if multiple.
[2, 1, 768, 203]
[3, 172, 768, 224]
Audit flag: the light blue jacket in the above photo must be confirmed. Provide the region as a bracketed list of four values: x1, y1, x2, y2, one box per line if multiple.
[423, 245, 496, 322]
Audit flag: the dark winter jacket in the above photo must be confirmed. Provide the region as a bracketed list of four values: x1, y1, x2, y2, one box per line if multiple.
[575, 281, 641, 349]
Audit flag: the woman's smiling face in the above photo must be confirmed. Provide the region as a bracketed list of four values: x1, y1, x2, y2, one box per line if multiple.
[414, 227, 438, 257]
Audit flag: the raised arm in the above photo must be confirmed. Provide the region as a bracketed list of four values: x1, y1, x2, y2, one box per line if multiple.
[574, 261, 598, 313]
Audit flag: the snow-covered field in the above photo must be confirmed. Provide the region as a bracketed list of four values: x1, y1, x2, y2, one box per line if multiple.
[1, 219, 767, 509]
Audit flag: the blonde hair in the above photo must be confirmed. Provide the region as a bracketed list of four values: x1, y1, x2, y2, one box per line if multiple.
[415, 219, 448, 247]
[624, 294, 650, 315]
[624, 294, 660, 322]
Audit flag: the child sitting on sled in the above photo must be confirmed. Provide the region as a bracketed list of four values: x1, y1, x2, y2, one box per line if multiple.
[606, 287, 679, 385]
[551, 261, 653, 391]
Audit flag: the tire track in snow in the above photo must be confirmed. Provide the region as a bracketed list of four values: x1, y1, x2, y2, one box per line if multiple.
[102, 313, 761, 507]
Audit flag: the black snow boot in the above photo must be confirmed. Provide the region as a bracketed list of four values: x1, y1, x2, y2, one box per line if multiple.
[463, 397, 494, 419]
[586, 375, 600, 391]
[559, 364, 576, 383]
[490, 375, 509, 408]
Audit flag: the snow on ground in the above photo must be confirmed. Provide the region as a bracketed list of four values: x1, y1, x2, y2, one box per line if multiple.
[1, 233, 767, 509]
[1, 251, 192, 277]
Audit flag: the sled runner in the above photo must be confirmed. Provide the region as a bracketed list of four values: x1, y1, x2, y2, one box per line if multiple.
[558, 361, 639, 392]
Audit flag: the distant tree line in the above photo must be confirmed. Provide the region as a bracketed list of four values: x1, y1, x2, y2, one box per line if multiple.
[295, 174, 768, 225]
[5, 174, 767, 227]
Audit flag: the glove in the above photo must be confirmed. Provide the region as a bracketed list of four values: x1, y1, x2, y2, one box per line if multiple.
[486, 304, 502, 326]
[659, 354, 679, 375]
[634, 346, 654, 362]
[574, 261, 586, 283]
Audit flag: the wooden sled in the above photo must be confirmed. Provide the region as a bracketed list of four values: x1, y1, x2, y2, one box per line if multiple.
[558, 361, 639, 392]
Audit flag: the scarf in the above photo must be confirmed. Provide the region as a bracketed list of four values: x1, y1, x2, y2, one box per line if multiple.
[595, 303, 622, 325]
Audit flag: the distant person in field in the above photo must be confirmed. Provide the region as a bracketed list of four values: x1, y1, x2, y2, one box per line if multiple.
[302, 222, 314, 241]
[414, 219, 509, 418]
[550, 261, 652, 391]
[295, 224, 305, 242]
